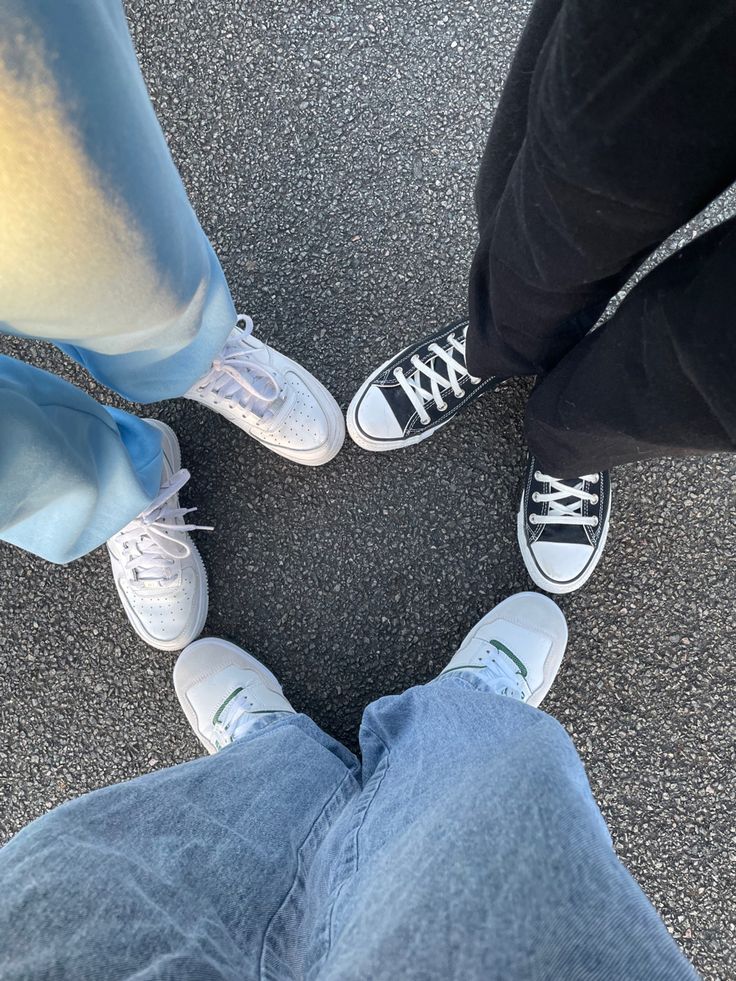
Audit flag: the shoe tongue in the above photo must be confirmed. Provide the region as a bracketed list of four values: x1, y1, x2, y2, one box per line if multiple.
[381, 351, 450, 425]
[189, 666, 259, 738]
[219, 370, 284, 419]
[413, 345, 455, 388]
[243, 389, 284, 421]
[131, 536, 176, 585]
[220, 342, 283, 417]
[535, 523, 591, 546]
[487, 621, 551, 693]
[530, 479, 592, 546]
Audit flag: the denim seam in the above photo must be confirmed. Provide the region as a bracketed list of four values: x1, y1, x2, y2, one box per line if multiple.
[259, 767, 355, 981]
[317, 726, 391, 970]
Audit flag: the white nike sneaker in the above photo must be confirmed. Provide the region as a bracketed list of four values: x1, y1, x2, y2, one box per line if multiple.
[174, 638, 296, 753]
[184, 314, 345, 466]
[440, 592, 568, 707]
[106, 420, 210, 651]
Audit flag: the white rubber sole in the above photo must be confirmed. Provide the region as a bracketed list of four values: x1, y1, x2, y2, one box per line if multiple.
[452, 592, 568, 707]
[111, 419, 209, 652]
[516, 488, 612, 596]
[173, 638, 286, 753]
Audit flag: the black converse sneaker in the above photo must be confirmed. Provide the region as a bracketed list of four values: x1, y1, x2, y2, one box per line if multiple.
[517, 455, 612, 594]
[347, 319, 503, 451]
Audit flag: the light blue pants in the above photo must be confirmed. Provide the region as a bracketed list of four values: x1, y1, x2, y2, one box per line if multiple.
[0, 674, 698, 980]
[0, 0, 236, 563]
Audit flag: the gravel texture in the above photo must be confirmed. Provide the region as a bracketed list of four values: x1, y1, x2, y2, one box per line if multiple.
[1, 2, 735, 978]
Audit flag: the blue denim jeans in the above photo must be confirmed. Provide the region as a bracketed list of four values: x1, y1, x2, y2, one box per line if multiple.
[0, 675, 698, 980]
[0, 0, 236, 563]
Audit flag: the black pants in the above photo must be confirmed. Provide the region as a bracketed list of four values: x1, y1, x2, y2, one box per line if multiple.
[466, 0, 736, 477]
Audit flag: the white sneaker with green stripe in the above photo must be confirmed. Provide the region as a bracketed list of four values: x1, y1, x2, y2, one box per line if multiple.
[440, 592, 568, 707]
[174, 638, 295, 754]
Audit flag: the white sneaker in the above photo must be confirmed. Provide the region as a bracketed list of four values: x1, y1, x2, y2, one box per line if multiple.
[106, 420, 210, 651]
[185, 314, 345, 466]
[173, 638, 295, 753]
[440, 592, 568, 707]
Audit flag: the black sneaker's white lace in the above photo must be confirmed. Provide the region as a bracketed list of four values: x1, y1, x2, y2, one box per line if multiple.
[393, 327, 481, 425]
[530, 470, 600, 527]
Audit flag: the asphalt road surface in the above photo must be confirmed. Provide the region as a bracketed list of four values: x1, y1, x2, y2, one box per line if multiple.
[1, 2, 734, 978]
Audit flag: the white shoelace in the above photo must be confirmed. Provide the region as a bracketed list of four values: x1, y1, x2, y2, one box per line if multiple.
[116, 469, 212, 585]
[212, 688, 256, 747]
[530, 471, 600, 527]
[212, 688, 287, 748]
[195, 314, 283, 420]
[483, 647, 526, 700]
[394, 328, 482, 425]
[449, 643, 526, 701]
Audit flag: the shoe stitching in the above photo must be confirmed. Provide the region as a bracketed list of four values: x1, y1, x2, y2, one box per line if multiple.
[260, 767, 357, 981]
[321, 727, 391, 968]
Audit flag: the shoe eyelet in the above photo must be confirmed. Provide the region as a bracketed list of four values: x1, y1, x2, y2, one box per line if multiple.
[534, 470, 544, 481]
[529, 514, 538, 524]
[438, 403, 448, 412]
[532, 492, 540, 503]
[590, 474, 600, 484]
[592, 517, 599, 527]
[591, 494, 599, 504]
[456, 389, 466, 399]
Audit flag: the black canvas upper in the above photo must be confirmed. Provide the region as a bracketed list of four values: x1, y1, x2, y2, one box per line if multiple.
[521, 454, 611, 549]
[353, 319, 502, 443]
